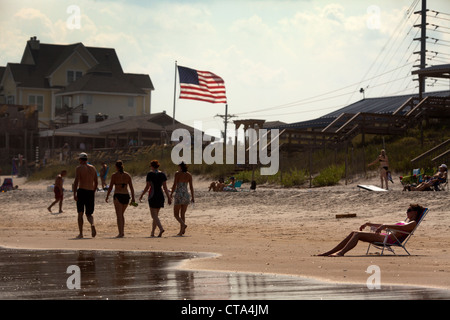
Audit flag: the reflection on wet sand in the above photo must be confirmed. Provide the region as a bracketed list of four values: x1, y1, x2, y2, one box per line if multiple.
[1, 248, 449, 300]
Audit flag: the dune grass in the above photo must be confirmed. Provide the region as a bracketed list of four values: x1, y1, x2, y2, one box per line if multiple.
[27, 123, 449, 187]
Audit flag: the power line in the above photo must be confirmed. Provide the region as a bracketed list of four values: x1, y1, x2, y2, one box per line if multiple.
[347, 0, 420, 104]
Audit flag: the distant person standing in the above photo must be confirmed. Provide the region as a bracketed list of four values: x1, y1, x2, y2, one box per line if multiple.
[73, 152, 98, 238]
[170, 162, 194, 236]
[139, 160, 171, 237]
[368, 149, 391, 190]
[47, 170, 67, 213]
[99, 162, 109, 190]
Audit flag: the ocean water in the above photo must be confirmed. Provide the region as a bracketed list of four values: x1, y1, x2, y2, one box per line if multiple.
[0, 247, 449, 300]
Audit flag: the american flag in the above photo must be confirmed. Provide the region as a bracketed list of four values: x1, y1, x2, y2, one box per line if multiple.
[177, 66, 227, 104]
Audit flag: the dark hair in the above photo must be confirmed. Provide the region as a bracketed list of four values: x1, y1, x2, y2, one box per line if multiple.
[409, 203, 425, 222]
[179, 161, 188, 172]
[115, 160, 124, 173]
[150, 160, 160, 169]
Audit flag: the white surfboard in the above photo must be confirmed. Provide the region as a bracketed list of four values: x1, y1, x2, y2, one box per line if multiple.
[357, 184, 388, 192]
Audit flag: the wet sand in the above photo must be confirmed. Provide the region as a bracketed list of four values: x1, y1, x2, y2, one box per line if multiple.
[2, 248, 450, 300]
[1, 174, 450, 297]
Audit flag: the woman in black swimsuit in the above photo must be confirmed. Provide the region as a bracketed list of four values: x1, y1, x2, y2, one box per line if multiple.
[368, 149, 390, 190]
[139, 159, 172, 237]
[106, 160, 135, 238]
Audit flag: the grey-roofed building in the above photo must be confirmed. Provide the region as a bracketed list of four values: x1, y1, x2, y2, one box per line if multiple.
[39, 112, 196, 154]
[276, 90, 450, 131]
[0, 37, 154, 129]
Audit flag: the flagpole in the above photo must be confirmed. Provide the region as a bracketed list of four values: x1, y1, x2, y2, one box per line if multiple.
[172, 60, 178, 127]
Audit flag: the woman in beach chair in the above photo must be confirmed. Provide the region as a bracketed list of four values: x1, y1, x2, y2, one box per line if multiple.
[318, 204, 425, 257]
[409, 164, 447, 191]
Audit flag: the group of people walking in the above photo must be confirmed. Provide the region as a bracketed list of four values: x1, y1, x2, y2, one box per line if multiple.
[51, 152, 194, 239]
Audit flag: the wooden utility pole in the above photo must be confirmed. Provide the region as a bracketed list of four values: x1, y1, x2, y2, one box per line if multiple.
[215, 104, 237, 143]
[414, 0, 427, 99]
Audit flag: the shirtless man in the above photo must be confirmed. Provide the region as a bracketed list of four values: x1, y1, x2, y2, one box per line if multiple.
[47, 170, 67, 213]
[73, 152, 98, 238]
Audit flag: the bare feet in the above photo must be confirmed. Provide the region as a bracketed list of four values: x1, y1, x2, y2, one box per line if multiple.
[178, 225, 188, 236]
[91, 225, 96, 238]
[158, 229, 165, 237]
[76, 234, 83, 239]
[329, 253, 344, 257]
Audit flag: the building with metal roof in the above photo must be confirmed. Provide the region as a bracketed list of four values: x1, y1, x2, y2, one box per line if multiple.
[272, 90, 450, 130]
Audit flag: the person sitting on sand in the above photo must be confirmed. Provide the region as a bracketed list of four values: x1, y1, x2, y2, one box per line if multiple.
[223, 177, 236, 191]
[409, 164, 447, 191]
[47, 170, 67, 213]
[318, 203, 425, 257]
[208, 181, 217, 192]
[208, 178, 225, 192]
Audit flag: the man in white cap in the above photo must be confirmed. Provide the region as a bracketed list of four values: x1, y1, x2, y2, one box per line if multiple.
[73, 152, 98, 238]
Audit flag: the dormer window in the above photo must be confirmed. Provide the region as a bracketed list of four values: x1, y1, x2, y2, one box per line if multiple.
[67, 70, 82, 84]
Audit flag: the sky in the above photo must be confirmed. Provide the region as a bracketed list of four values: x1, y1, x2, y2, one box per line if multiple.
[1, 0, 450, 135]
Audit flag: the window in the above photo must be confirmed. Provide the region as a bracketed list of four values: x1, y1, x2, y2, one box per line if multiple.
[7, 95, 15, 104]
[67, 70, 83, 84]
[127, 97, 135, 108]
[85, 94, 93, 105]
[29, 95, 44, 112]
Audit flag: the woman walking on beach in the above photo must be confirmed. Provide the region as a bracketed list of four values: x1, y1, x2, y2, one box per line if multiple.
[105, 160, 135, 238]
[368, 149, 391, 190]
[139, 160, 171, 237]
[170, 162, 194, 236]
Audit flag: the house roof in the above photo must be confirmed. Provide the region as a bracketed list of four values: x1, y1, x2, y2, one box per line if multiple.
[276, 90, 450, 130]
[0, 66, 6, 83]
[4, 39, 153, 94]
[412, 64, 450, 78]
[56, 72, 147, 95]
[40, 112, 194, 138]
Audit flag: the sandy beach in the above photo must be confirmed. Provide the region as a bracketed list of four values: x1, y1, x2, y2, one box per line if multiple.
[1, 173, 449, 291]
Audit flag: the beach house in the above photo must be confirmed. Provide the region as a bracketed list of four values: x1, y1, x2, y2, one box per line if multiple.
[0, 36, 154, 129]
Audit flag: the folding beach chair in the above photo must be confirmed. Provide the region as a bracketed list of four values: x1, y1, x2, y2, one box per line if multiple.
[412, 168, 423, 183]
[434, 178, 448, 191]
[234, 180, 243, 191]
[366, 208, 429, 256]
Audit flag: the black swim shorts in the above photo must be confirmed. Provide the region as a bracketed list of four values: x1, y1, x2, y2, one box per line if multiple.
[76, 188, 95, 215]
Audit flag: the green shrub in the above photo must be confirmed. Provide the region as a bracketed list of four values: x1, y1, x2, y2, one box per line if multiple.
[312, 165, 345, 187]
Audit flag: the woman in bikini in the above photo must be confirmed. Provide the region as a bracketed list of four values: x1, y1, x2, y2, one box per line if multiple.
[368, 149, 390, 190]
[106, 160, 135, 238]
[170, 162, 194, 236]
[318, 204, 425, 257]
